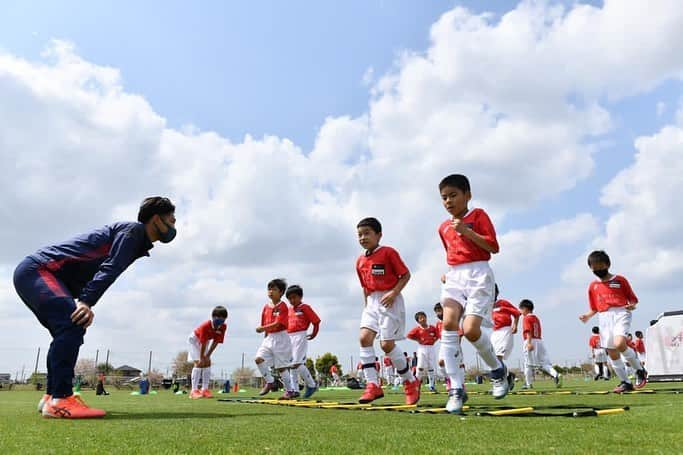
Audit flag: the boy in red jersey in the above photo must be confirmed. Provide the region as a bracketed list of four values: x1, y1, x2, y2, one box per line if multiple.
[519, 300, 561, 389]
[579, 250, 647, 393]
[255, 278, 294, 398]
[589, 326, 610, 380]
[187, 306, 228, 399]
[437, 174, 506, 413]
[382, 356, 395, 387]
[356, 217, 420, 405]
[407, 312, 439, 392]
[285, 285, 320, 399]
[634, 331, 646, 365]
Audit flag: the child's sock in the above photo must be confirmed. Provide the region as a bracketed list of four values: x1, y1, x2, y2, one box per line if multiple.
[428, 369, 435, 388]
[191, 367, 201, 390]
[290, 368, 300, 391]
[542, 365, 558, 378]
[470, 333, 502, 371]
[441, 330, 465, 389]
[388, 346, 415, 382]
[621, 348, 643, 371]
[280, 369, 293, 392]
[298, 364, 317, 388]
[202, 367, 211, 390]
[256, 362, 274, 383]
[610, 357, 630, 383]
[360, 346, 379, 385]
[524, 365, 534, 386]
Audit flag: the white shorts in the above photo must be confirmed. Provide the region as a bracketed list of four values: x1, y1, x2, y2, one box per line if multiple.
[289, 331, 308, 365]
[593, 348, 608, 363]
[598, 307, 632, 349]
[416, 345, 437, 370]
[440, 261, 495, 327]
[187, 334, 202, 362]
[255, 331, 293, 369]
[491, 326, 514, 359]
[524, 339, 552, 368]
[360, 291, 406, 341]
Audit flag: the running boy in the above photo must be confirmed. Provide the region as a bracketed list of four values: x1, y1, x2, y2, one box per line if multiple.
[519, 299, 561, 388]
[188, 306, 228, 399]
[14, 196, 176, 419]
[255, 278, 294, 398]
[579, 250, 647, 393]
[285, 284, 321, 399]
[406, 312, 439, 392]
[634, 331, 646, 365]
[437, 174, 505, 413]
[589, 326, 610, 380]
[355, 217, 420, 404]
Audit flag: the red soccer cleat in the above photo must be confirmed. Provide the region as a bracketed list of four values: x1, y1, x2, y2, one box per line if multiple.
[189, 389, 203, 399]
[358, 382, 384, 404]
[403, 378, 421, 405]
[202, 389, 213, 398]
[42, 395, 106, 419]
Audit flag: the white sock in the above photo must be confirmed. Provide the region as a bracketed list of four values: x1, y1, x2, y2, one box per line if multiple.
[290, 367, 300, 391]
[621, 348, 643, 371]
[542, 365, 558, 378]
[256, 362, 274, 383]
[280, 369, 293, 392]
[441, 330, 465, 389]
[428, 369, 435, 388]
[388, 346, 414, 382]
[360, 346, 379, 385]
[202, 367, 211, 390]
[524, 365, 534, 386]
[298, 364, 316, 387]
[191, 367, 201, 390]
[610, 357, 629, 383]
[470, 333, 502, 371]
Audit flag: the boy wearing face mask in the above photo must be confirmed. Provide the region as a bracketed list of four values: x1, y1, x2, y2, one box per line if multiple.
[188, 306, 229, 399]
[14, 196, 176, 418]
[579, 250, 647, 393]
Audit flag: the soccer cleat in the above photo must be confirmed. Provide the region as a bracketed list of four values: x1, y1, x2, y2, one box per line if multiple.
[635, 369, 648, 389]
[403, 378, 421, 405]
[507, 372, 516, 392]
[201, 389, 213, 398]
[553, 373, 563, 388]
[490, 363, 510, 399]
[613, 381, 634, 394]
[358, 382, 384, 403]
[189, 389, 203, 399]
[290, 390, 301, 399]
[38, 394, 51, 414]
[521, 384, 533, 390]
[279, 390, 297, 400]
[428, 385, 438, 393]
[445, 388, 468, 414]
[42, 395, 106, 419]
[258, 381, 275, 396]
[303, 385, 318, 399]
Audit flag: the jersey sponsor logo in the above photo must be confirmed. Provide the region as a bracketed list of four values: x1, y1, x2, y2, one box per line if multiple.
[371, 264, 386, 276]
[608, 282, 621, 289]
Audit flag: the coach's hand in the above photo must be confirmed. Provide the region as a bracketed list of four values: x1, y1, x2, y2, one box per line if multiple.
[72, 302, 94, 328]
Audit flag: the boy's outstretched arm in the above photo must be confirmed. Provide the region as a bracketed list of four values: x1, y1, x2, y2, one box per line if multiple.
[579, 310, 597, 323]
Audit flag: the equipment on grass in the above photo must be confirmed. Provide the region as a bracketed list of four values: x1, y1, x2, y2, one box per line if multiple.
[646, 311, 683, 382]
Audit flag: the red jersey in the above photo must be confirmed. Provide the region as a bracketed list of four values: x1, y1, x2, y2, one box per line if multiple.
[438, 208, 499, 266]
[633, 339, 645, 353]
[356, 246, 409, 293]
[588, 275, 638, 313]
[492, 299, 521, 330]
[406, 325, 439, 346]
[287, 303, 321, 333]
[260, 301, 288, 334]
[522, 314, 542, 340]
[194, 320, 227, 344]
[589, 334, 602, 349]
[383, 357, 393, 367]
[435, 320, 443, 339]
[330, 365, 338, 374]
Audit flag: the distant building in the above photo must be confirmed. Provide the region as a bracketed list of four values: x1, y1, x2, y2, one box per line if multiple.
[115, 365, 142, 381]
[0, 373, 11, 385]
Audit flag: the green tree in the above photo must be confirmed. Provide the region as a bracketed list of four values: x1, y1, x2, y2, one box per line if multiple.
[171, 351, 194, 377]
[97, 362, 115, 374]
[305, 358, 315, 377]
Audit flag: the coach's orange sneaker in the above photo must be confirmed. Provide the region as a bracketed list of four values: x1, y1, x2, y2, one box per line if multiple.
[42, 395, 106, 419]
[403, 378, 421, 405]
[38, 394, 51, 414]
[358, 382, 384, 403]
[189, 389, 203, 399]
[202, 389, 213, 398]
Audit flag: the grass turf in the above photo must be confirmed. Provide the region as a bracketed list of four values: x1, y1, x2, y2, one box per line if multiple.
[1, 379, 682, 454]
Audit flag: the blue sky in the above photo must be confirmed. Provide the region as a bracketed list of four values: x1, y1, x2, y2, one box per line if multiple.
[1, 1, 682, 378]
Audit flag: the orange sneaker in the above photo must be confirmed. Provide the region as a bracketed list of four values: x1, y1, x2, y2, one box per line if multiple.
[38, 394, 51, 414]
[189, 389, 203, 399]
[358, 382, 384, 403]
[403, 378, 421, 405]
[202, 389, 213, 398]
[42, 395, 106, 419]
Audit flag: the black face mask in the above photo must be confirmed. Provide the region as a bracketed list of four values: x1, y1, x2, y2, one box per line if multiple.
[157, 218, 177, 243]
[436, 314, 443, 321]
[593, 269, 609, 279]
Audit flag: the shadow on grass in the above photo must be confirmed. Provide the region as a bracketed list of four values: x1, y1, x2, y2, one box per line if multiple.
[104, 411, 283, 420]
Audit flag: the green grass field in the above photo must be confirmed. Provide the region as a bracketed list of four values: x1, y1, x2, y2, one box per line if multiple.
[1, 379, 682, 454]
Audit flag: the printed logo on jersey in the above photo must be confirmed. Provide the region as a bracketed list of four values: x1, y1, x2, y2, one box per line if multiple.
[371, 264, 386, 276]
[609, 281, 621, 289]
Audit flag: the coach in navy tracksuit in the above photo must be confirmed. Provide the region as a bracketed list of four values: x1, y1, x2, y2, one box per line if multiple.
[13, 197, 176, 418]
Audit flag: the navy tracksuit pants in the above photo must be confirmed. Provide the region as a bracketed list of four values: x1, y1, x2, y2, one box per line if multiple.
[13, 257, 85, 398]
